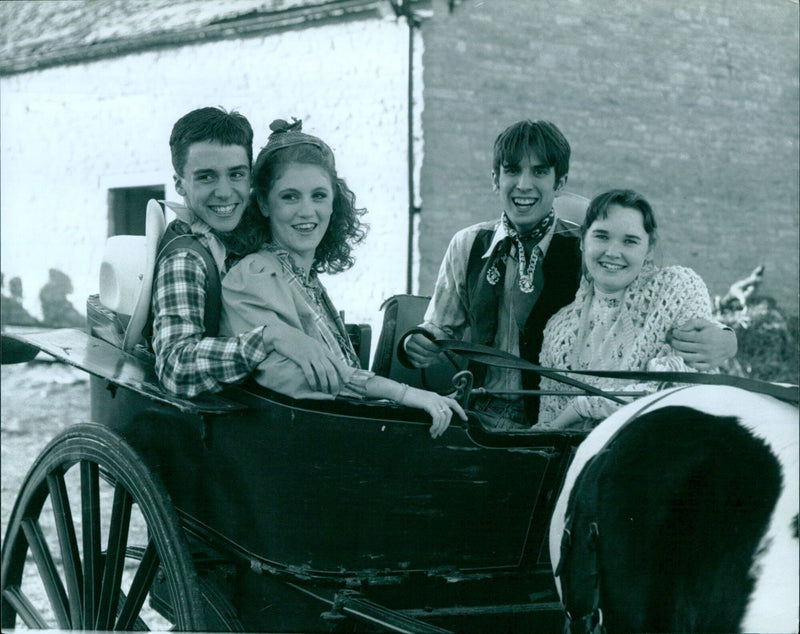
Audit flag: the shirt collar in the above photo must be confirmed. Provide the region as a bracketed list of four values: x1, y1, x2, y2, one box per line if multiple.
[165, 201, 229, 274]
[265, 242, 317, 283]
[482, 209, 558, 259]
[191, 221, 229, 275]
[481, 218, 510, 259]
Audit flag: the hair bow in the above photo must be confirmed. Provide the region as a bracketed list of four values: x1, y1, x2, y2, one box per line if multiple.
[269, 118, 303, 134]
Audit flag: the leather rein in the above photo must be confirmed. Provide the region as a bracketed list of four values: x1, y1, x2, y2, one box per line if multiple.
[421, 333, 800, 406]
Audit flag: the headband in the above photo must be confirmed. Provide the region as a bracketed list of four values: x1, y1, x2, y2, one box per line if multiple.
[254, 118, 335, 175]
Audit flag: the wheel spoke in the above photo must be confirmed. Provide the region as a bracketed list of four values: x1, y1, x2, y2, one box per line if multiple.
[4, 424, 208, 631]
[47, 469, 84, 626]
[81, 459, 102, 629]
[95, 483, 132, 630]
[2, 585, 50, 629]
[21, 518, 71, 629]
[115, 540, 159, 630]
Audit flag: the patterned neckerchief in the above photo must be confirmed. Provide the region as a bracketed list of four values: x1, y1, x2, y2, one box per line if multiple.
[486, 210, 555, 293]
[264, 243, 361, 368]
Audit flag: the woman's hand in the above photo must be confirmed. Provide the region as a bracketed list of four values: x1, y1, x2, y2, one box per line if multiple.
[402, 387, 468, 438]
[263, 322, 344, 394]
[539, 401, 584, 431]
[364, 377, 468, 439]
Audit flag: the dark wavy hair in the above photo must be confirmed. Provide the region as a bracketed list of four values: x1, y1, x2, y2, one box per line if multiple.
[581, 188, 658, 247]
[493, 120, 571, 184]
[223, 142, 368, 274]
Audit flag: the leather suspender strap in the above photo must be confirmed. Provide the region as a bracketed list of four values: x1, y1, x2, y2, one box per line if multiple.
[147, 232, 221, 339]
[435, 339, 799, 405]
[157, 234, 221, 336]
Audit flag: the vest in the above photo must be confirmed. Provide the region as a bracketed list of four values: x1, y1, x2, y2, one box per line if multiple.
[465, 226, 581, 422]
[145, 221, 221, 343]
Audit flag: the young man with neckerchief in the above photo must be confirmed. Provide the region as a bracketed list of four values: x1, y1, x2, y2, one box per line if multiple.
[401, 120, 736, 430]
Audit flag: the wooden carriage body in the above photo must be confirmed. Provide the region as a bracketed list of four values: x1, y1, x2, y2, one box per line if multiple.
[1, 294, 588, 633]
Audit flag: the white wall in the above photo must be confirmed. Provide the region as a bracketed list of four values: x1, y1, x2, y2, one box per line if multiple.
[1, 15, 423, 357]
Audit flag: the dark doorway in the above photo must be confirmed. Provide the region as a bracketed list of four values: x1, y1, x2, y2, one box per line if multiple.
[108, 185, 165, 236]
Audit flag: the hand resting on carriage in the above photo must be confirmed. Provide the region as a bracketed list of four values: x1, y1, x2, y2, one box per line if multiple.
[364, 375, 466, 438]
[256, 346, 467, 437]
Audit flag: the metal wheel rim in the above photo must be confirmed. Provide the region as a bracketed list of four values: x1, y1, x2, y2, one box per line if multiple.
[1, 422, 208, 630]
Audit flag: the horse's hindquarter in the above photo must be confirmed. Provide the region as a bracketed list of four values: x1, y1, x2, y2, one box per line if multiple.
[732, 392, 799, 633]
[549, 386, 799, 632]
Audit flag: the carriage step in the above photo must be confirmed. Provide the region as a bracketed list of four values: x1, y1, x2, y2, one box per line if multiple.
[321, 589, 453, 634]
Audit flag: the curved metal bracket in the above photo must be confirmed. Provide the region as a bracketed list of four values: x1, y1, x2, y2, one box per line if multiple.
[451, 370, 474, 410]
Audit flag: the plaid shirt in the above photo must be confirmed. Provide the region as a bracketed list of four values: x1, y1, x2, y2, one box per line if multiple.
[151, 229, 269, 398]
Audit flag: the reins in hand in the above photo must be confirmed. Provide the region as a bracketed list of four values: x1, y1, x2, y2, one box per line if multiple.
[436, 339, 799, 405]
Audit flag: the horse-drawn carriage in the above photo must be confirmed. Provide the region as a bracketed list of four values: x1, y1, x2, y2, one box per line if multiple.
[1, 290, 597, 633]
[2, 286, 798, 632]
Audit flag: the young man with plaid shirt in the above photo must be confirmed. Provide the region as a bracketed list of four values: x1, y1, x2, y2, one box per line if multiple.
[152, 107, 342, 397]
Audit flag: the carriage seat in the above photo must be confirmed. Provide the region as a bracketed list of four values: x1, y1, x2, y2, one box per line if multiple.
[554, 191, 590, 227]
[370, 294, 465, 394]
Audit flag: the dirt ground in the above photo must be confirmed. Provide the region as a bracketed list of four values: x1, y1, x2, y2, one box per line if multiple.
[1, 359, 90, 547]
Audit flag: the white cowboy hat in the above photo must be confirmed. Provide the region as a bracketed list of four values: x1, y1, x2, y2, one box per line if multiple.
[554, 192, 590, 228]
[98, 199, 165, 351]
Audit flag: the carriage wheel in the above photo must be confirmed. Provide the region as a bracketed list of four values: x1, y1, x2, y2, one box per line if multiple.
[1, 423, 208, 631]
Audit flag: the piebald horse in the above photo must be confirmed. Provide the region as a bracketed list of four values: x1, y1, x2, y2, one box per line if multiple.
[549, 385, 798, 633]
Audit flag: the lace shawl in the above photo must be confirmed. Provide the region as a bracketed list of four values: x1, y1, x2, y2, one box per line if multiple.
[538, 265, 714, 425]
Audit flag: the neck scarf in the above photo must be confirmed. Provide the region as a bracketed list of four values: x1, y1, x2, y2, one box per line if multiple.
[265, 243, 360, 368]
[486, 210, 555, 294]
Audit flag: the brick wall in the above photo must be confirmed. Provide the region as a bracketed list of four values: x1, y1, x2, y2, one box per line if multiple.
[418, 0, 799, 315]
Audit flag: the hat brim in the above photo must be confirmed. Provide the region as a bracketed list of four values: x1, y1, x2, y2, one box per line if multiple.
[554, 192, 589, 227]
[122, 200, 165, 351]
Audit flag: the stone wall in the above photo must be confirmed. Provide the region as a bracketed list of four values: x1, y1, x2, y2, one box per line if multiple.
[419, 0, 799, 314]
[1, 15, 417, 338]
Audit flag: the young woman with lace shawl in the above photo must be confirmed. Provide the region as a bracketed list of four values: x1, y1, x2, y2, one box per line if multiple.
[538, 189, 721, 430]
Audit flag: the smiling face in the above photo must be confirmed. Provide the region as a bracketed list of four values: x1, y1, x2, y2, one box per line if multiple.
[493, 153, 567, 233]
[174, 141, 250, 233]
[260, 163, 334, 271]
[583, 204, 653, 295]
